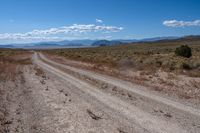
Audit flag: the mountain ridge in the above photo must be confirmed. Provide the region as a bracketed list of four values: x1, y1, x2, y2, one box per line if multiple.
[0, 35, 199, 48]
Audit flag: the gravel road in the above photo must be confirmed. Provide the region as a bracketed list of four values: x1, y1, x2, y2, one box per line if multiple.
[27, 52, 200, 133]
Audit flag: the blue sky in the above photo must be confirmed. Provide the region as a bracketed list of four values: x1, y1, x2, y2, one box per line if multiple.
[0, 0, 200, 44]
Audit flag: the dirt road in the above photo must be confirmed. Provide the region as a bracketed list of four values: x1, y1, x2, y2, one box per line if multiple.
[26, 52, 199, 133]
[3, 52, 199, 132]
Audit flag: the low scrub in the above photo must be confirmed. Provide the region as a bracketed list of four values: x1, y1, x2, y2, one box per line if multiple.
[0, 49, 32, 81]
[175, 45, 192, 58]
[43, 39, 200, 77]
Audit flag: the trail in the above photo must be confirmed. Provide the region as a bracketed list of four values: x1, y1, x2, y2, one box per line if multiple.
[31, 52, 200, 133]
[39, 53, 200, 117]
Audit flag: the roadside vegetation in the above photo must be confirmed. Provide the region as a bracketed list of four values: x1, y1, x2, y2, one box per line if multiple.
[0, 49, 32, 132]
[0, 49, 32, 81]
[44, 37, 200, 77]
[175, 45, 192, 58]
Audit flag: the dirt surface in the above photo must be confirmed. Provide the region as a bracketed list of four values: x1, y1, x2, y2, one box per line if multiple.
[1, 52, 200, 133]
[45, 53, 200, 107]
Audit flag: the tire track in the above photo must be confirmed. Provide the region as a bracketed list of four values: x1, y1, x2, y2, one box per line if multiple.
[33, 52, 186, 133]
[39, 53, 200, 117]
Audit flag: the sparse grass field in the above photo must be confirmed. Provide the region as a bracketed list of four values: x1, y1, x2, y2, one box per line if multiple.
[42, 38, 200, 103]
[44, 37, 200, 77]
[0, 49, 32, 81]
[0, 41, 200, 133]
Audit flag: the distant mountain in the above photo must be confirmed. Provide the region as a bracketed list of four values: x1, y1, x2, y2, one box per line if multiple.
[149, 35, 200, 43]
[1, 35, 199, 49]
[115, 39, 138, 43]
[57, 39, 95, 45]
[179, 35, 200, 41]
[140, 36, 179, 42]
[34, 43, 61, 47]
[0, 45, 15, 48]
[23, 42, 85, 49]
[91, 37, 182, 46]
[29, 37, 180, 47]
[92, 40, 123, 46]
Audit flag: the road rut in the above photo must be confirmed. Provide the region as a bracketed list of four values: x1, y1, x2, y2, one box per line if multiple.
[32, 52, 199, 133]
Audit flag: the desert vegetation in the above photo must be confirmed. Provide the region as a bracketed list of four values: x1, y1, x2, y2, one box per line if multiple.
[0, 49, 32, 81]
[0, 49, 32, 132]
[175, 45, 192, 58]
[44, 37, 200, 77]
[41, 38, 200, 105]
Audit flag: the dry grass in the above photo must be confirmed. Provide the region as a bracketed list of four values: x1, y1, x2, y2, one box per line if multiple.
[41, 39, 200, 102]
[0, 49, 32, 81]
[43, 38, 200, 77]
[0, 49, 32, 132]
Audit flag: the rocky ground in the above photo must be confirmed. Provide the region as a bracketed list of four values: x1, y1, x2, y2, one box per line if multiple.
[0, 52, 200, 133]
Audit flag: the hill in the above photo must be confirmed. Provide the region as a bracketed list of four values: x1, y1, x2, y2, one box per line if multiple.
[92, 40, 123, 46]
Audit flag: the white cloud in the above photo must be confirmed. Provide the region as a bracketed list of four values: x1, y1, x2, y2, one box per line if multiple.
[163, 19, 200, 27]
[96, 19, 103, 23]
[0, 34, 61, 41]
[0, 24, 123, 41]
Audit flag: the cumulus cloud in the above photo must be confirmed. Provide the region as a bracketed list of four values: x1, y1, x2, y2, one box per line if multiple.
[96, 19, 103, 23]
[163, 19, 200, 27]
[0, 34, 61, 41]
[0, 24, 123, 41]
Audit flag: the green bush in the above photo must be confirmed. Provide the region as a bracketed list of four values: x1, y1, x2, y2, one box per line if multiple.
[175, 45, 192, 58]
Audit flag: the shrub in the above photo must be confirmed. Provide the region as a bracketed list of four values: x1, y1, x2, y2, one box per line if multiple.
[182, 62, 191, 70]
[175, 45, 192, 58]
[118, 59, 134, 68]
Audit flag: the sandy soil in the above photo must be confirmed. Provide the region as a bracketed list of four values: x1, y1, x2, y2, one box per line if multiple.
[1, 52, 200, 133]
[45, 53, 200, 107]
